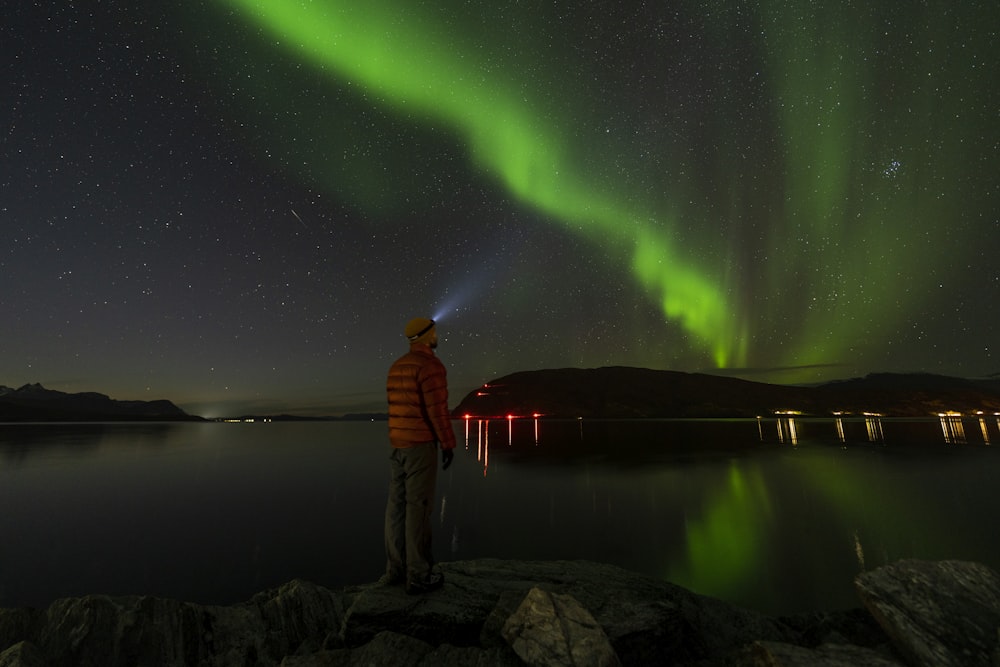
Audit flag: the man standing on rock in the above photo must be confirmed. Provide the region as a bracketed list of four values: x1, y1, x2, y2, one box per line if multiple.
[382, 317, 456, 594]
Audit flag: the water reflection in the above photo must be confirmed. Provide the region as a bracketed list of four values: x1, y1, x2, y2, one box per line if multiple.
[776, 417, 798, 445]
[670, 461, 774, 603]
[974, 413, 996, 445]
[479, 419, 489, 476]
[939, 414, 966, 444]
[833, 415, 886, 445]
[864, 414, 885, 443]
[464, 414, 999, 473]
[6, 420, 1000, 617]
[451, 415, 1000, 611]
[747, 414, 997, 447]
[464, 415, 544, 477]
[854, 530, 866, 570]
[0, 423, 175, 465]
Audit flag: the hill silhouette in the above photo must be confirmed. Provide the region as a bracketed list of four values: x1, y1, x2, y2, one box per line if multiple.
[452, 367, 1000, 418]
[0, 384, 197, 422]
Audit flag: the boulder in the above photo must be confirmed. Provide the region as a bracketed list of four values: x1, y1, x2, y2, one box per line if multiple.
[501, 587, 620, 666]
[0, 642, 48, 667]
[0, 579, 343, 667]
[3, 558, 993, 666]
[855, 559, 1000, 667]
[741, 640, 903, 666]
[338, 558, 802, 664]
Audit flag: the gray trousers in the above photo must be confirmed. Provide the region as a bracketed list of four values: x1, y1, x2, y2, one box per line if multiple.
[384, 442, 438, 582]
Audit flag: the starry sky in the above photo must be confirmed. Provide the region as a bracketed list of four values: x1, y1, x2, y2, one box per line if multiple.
[3, 1, 998, 417]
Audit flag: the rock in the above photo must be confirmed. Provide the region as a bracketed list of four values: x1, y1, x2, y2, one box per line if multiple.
[855, 559, 1000, 667]
[0, 579, 342, 667]
[4, 558, 994, 667]
[0, 611, 35, 659]
[501, 587, 621, 666]
[0, 642, 48, 667]
[251, 579, 347, 657]
[741, 640, 904, 666]
[341, 558, 807, 664]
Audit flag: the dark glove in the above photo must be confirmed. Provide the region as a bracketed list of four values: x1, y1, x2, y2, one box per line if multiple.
[442, 448, 454, 471]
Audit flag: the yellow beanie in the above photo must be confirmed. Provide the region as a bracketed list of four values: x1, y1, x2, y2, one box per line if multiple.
[404, 317, 435, 343]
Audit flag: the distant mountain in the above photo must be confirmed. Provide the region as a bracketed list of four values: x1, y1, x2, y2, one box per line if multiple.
[452, 367, 1000, 418]
[220, 413, 387, 422]
[0, 383, 197, 422]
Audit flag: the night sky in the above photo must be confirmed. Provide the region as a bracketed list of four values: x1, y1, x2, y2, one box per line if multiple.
[4, 1, 998, 417]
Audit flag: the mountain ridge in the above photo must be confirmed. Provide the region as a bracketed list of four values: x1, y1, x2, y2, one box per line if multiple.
[0, 383, 197, 422]
[452, 367, 1000, 418]
[6, 368, 1000, 422]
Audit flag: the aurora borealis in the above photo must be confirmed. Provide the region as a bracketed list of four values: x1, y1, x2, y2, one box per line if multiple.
[3, 1, 997, 416]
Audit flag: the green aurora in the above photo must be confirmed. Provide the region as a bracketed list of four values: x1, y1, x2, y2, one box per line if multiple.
[210, 0, 995, 381]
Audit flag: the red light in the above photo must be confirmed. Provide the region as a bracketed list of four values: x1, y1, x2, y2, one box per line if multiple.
[463, 414, 471, 420]
[507, 414, 514, 420]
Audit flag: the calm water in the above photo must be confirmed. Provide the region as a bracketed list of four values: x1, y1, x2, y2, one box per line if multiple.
[1, 416, 998, 615]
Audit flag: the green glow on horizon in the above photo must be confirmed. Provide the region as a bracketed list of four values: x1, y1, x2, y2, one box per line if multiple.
[219, 0, 745, 368]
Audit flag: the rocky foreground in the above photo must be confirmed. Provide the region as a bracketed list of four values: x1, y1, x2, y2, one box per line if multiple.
[1, 558, 998, 666]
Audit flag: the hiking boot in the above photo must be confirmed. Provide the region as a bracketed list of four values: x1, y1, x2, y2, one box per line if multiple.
[406, 572, 444, 595]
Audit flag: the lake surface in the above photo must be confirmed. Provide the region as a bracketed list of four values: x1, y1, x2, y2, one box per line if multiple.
[1, 416, 998, 615]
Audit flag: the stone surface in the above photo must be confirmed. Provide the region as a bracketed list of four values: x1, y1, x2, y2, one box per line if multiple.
[2, 558, 993, 666]
[0, 642, 48, 667]
[855, 559, 1000, 667]
[501, 587, 621, 666]
[742, 640, 904, 666]
[1, 579, 344, 667]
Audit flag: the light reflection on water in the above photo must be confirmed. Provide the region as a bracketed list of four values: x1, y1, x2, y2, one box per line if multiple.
[457, 415, 999, 613]
[1, 418, 998, 615]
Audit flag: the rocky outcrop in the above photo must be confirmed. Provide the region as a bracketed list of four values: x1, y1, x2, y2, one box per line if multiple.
[854, 559, 1000, 667]
[0, 559, 995, 666]
[501, 588, 621, 666]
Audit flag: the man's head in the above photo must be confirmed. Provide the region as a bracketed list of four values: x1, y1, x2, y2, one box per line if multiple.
[404, 317, 437, 348]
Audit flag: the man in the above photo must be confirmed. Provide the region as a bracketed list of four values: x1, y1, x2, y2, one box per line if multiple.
[383, 317, 456, 594]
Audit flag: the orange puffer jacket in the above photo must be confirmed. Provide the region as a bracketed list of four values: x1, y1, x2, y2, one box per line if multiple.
[386, 344, 457, 449]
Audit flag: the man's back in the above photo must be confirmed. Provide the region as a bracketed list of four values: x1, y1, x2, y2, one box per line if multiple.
[386, 346, 452, 448]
